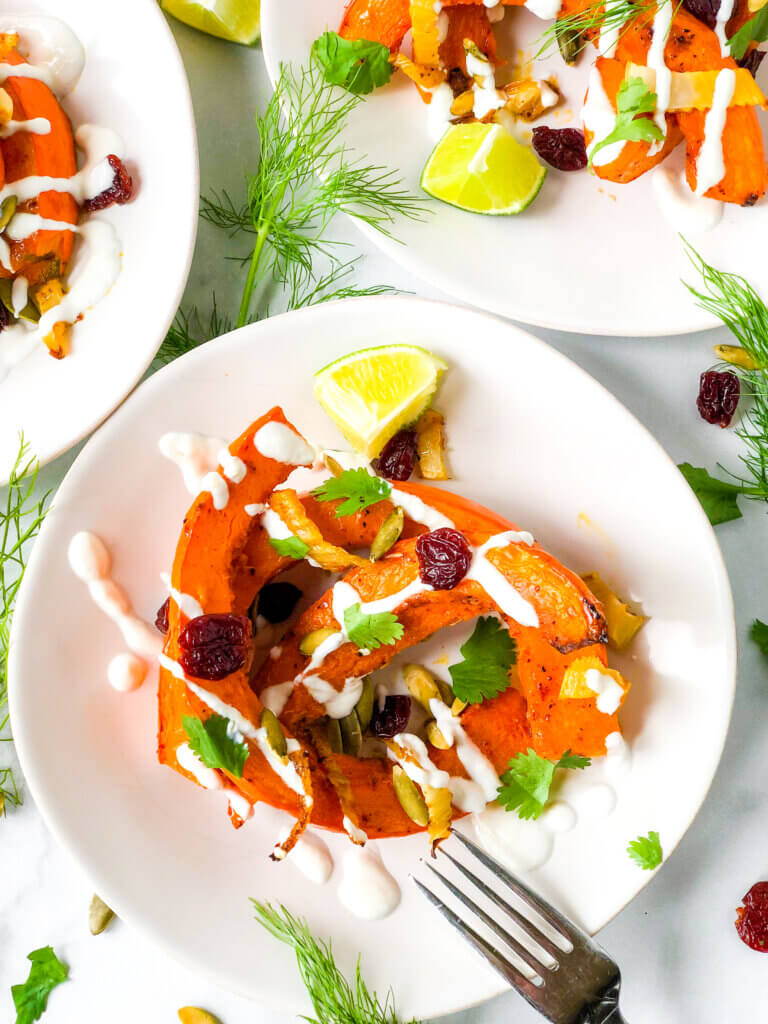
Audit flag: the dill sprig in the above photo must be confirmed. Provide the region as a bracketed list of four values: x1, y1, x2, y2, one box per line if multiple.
[152, 300, 232, 368]
[533, 0, 661, 60]
[0, 439, 50, 814]
[252, 901, 417, 1024]
[201, 60, 425, 329]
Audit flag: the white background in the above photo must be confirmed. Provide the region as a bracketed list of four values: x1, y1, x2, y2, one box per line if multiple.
[2, 13, 768, 1024]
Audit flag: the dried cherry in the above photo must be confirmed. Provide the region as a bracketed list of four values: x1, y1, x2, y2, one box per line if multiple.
[373, 428, 417, 481]
[83, 155, 134, 212]
[740, 48, 766, 78]
[682, 0, 718, 28]
[0, 302, 11, 331]
[178, 613, 252, 680]
[416, 528, 472, 590]
[257, 582, 302, 623]
[370, 695, 411, 738]
[736, 882, 768, 951]
[531, 126, 587, 171]
[697, 370, 740, 427]
[155, 597, 170, 634]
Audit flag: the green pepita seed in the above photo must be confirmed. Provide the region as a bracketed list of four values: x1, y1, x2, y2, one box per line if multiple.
[403, 663, 442, 711]
[327, 717, 343, 754]
[0, 277, 38, 323]
[89, 894, 115, 935]
[557, 27, 583, 66]
[178, 1008, 223, 1024]
[370, 507, 404, 561]
[714, 344, 760, 370]
[0, 195, 17, 233]
[437, 679, 455, 705]
[355, 676, 375, 731]
[392, 765, 429, 826]
[339, 710, 363, 756]
[299, 627, 336, 656]
[451, 697, 467, 717]
[261, 708, 287, 757]
[324, 453, 345, 477]
[426, 721, 450, 750]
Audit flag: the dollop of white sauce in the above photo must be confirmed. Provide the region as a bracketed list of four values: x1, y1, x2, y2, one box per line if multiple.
[653, 167, 724, 233]
[524, 0, 561, 19]
[427, 82, 454, 143]
[302, 675, 365, 719]
[584, 668, 624, 715]
[11, 276, 28, 316]
[160, 571, 204, 621]
[695, 68, 735, 197]
[0, 15, 85, 95]
[598, 0, 624, 58]
[107, 652, 146, 692]
[0, 117, 50, 139]
[465, 52, 506, 121]
[252, 421, 314, 466]
[583, 66, 623, 167]
[338, 845, 400, 919]
[714, 0, 736, 54]
[158, 432, 226, 496]
[473, 807, 554, 871]
[466, 531, 539, 628]
[285, 829, 334, 884]
[199, 470, 229, 511]
[646, 0, 673, 152]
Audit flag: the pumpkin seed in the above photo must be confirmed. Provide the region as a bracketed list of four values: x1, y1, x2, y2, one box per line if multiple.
[713, 344, 760, 370]
[403, 663, 441, 711]
[327, 717, 343, 754]
[324, 453, 345, 477]
[339, 710, 362, 756]
[299, 627, 336, 656]
[89, 894, 115, 935]
[0, 277, 39, 323]
[178, 1009, 222, 1024]
[392, 765, 429, 826]
[370, 507, 404, 561]
[426, 721, 450, 750]
[451, 697, 467, 717]
[355, 676, 375, 731]
[261, 708, 287, 757]
[437, 679, 454, 705]
[0, 194, 17, 232]
[557, 27, 583, 65]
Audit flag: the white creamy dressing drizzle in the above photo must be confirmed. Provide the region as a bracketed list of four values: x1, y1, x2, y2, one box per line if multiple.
[200, 470, 229, 510]
[302, 675, 364, 718]
[524, 0, 562, 19]
[427, 82, 454, 142]
[158, 432, 226, 494]
[176, 741, 254, 822]
[584, 668, 624, 714]
[695, 68, 735, 196]
[160, 571, 204, 621]
[5, 213, 77, 242]
[245, 502, 266, 517]
[652, 166, 724, 232]
[646, 0, 673, 152]
[0, 117, 50, 138]
[284, 829, 334, 884]
[0, 15, 84, 95]
[338, 845, 400, 919]
[714, 0, 736, 53]
[582, 65, 625, 167]
[107, 652, 146, 692]
[343, 815, 369, 844]
[465, 51, 506, 121]
[466, 531, 539, 627]
[252, 421, 315, 466]
[68, 531, 162, 662]
[598, 0, 623, 58]
[10, 276, 27, 316]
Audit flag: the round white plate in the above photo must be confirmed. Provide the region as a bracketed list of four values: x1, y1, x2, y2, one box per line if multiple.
[0, 0, 198, 483]
[10, 297, 735, 1018]
[261, 0, 768, 337]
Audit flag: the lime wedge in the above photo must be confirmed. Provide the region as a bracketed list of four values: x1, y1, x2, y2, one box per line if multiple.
[421, 122, 546, 215]
[161, 0, 260, 45]
[314, 345, 448, 457]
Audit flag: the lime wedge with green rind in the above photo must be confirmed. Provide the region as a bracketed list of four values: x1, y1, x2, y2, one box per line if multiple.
[161, 0, 260, 45]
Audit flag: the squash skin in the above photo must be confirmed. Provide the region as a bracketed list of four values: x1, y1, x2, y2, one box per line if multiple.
[159, 410, 624, 839]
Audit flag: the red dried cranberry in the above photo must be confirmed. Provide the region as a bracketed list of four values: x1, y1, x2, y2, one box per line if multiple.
[740, 48, 766, 78]
[416, 528, 472, 590]
[682, 0, 718, 28]
[532, 126, 587, 171]
[0, 302, 11, 331]
[155, 597, 170, 634]
[370, 695, 411, 738]
[257, 582, 302, 624]
[736, 882, 768, 951]
[178, 613, 252, 680]
[372, 429, 417, 481]
[697, 370, 740, 427]
[83, 155, 134, 212]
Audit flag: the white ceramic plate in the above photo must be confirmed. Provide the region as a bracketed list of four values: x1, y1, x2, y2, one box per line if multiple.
[10, 297, 735, 1018]
[0, 0, 198, 483]
[261, 0, 768, 337]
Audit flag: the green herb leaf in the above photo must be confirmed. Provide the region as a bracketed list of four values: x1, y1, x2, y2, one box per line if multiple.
[448, 616, 516, 705]
[678, 463, 743, 525]
[344, 602, 403, 650]
[588, 77, 664, 169]
[729, 6, 768, 60]
[497, 749, 590, 820]
[182, 714, 249, 778]
[627, 830, 663, 870]
[312, 468, 391, 517]
[11, 946, 69, 1024]
[269, 535, 311, 559]
[312, 31, 394, 95]
[751, 619, 768, 658]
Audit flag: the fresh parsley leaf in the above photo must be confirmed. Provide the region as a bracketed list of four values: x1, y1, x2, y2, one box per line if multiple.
[312, 31, 393, 95]
[497, 748, 591, 819]
[729, 6, 768, 60]
[312, 468, 391, 517]
[269, 535, 311, 559]
[627, 830, 663, 870]
[11, 946, 69, 1024]
[182, 714, 249, 778]
[344, 602, 403, 650]
[751, 619, 768, 658]
[448, 616, 516, 704]
[678, 463, 743, 525]
[588, 77, 664, 168]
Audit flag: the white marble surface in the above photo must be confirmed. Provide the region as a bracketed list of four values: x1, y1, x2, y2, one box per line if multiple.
[2, 14, 767, 1024]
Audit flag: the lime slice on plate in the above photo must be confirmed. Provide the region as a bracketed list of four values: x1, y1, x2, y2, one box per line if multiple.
[314, 345, 447, 457]
[421, 122, 546, 215]
[161, 0, 261, 44]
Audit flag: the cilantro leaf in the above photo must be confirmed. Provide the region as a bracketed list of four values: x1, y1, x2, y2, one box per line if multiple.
[182, 714, 249, 778]
[497, 748, 591, 819]
[678, 463, 743, 525]
[588, 77, 664, 169]
[729, 6, 768, 60]
[344, 602, 403, 650]
[448, 616, 516, 704]
[269, 535, 311, 559]
[751, 619, 768, 658]
[11, 946, 69, 1024]
[312, 468, 391, 517]
[312, 31, 393, 95]
[627, 830, 663, 870]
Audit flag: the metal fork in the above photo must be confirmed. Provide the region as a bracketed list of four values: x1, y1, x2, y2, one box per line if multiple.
[412, 830, 627, 1024]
